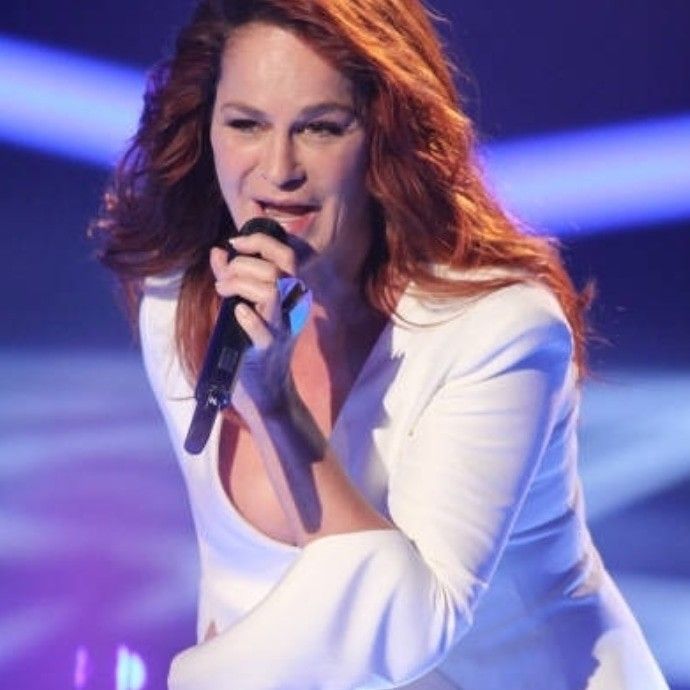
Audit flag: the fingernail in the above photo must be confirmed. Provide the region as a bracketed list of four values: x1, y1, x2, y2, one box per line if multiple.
[235, 303, 251, 319]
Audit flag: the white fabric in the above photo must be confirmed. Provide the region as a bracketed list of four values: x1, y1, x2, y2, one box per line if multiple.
[139, 272, 668, 690]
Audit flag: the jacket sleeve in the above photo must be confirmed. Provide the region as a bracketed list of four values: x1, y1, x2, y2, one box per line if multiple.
[167, 284, 575, 690]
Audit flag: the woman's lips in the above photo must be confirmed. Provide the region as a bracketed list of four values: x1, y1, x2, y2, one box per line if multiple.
[258, 202, 319, 235]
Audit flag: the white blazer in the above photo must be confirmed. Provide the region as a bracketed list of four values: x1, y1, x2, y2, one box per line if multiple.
[140, 271, 667, 690]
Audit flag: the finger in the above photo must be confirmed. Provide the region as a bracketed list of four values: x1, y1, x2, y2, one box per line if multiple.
[234, 302, 274, 350]
[256, 289, 283, 328]
[229, 234, 297, 275]
[209, 246, 230, 280]
[224, 254, 281, 285]
[211, 248, 282, 292]
[215, 275, 279, 308]
[213, 264, 285, 331]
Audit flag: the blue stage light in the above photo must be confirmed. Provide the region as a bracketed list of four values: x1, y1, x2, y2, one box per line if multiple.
[0, 34, 143, 167]
[482, 116, 690, 235]
[1, 34, 689, 234]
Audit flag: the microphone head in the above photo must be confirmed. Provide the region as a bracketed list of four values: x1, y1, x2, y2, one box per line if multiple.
[238, 217, 287, 243]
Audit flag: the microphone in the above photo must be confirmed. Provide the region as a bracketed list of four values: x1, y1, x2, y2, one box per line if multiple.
[184, 217, 292, 455]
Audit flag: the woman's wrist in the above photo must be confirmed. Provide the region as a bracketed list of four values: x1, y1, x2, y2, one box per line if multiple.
[267, 382, 326, 446]
[255, 371, 299, 418]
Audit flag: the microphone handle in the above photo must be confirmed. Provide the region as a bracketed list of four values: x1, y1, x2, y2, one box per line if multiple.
[184, 294, 250, 454]
[195, 294, 251, 409]
[184, 217, 288, 455]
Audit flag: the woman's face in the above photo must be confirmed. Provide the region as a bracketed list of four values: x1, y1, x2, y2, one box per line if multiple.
[210, 22, 372, 280]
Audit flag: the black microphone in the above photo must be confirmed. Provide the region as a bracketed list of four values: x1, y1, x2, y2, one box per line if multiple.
[184, 217, 288, 455]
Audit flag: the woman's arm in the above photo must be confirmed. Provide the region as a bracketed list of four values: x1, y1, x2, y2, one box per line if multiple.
[167, 282, 575, 690]
[235, 373, 395, 544]
[211, 232, 394, 545]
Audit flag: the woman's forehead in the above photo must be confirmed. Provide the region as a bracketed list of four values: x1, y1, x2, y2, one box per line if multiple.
[217, 22, 355, 108]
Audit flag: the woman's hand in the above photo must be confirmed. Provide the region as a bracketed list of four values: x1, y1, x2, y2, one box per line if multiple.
[209, 232, 303, 420]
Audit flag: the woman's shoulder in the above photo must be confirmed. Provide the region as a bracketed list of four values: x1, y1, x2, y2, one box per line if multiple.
[395, 266, 574, 374]
[139, 269, 184, 328]
[138, 269, 184, 353]
[400, 265, 569, 333]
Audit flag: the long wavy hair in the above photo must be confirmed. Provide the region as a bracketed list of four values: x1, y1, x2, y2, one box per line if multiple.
[92, 0, 591, 379]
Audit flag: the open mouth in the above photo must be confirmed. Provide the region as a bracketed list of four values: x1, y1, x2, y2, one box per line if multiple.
[257, 200, 319, 235]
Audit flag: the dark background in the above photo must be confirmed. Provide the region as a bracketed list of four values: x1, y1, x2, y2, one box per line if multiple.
[1, 1, 688, 689]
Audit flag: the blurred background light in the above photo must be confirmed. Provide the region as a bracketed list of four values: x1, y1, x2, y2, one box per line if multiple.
[483, 115, 690, 235]
[0, 34, 143, 166]
[73, 645, 91, 689]
[116, 645, 147, 690]
[1, 34, 689, 235]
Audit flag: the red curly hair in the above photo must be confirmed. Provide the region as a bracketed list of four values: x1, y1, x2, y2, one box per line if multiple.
[92, 0, 591, 378]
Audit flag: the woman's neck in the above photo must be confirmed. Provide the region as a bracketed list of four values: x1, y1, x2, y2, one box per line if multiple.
[301, 256, 371, 323]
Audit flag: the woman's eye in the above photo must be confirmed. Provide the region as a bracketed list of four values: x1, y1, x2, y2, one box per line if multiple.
[301, 121, 346, 137]
[226, 118, 262, 133]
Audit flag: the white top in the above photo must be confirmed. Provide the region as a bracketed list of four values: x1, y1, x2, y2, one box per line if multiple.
[140, 272, 668, 690]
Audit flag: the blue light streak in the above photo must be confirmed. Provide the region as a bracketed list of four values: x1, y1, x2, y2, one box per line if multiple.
[1, 33, 689, 233]
[482, 116, 690, 235]
[0, 34, 143, 166]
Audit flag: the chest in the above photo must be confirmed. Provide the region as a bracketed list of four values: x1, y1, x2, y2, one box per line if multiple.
[218, 377, 338, 545]
[216, 325, 373, 545]
[219, 424, 296, 544]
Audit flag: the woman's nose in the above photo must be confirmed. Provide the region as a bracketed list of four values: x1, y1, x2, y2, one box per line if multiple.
[259, 132, 306, 190]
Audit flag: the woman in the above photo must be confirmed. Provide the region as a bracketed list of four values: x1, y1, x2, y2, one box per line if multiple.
[93, 1, 668, 688]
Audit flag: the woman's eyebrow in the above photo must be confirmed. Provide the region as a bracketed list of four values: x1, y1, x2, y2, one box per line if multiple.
[298, 102, 355, 118]
[218, 101, 355, 119]
[218, 101, 265, 118]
